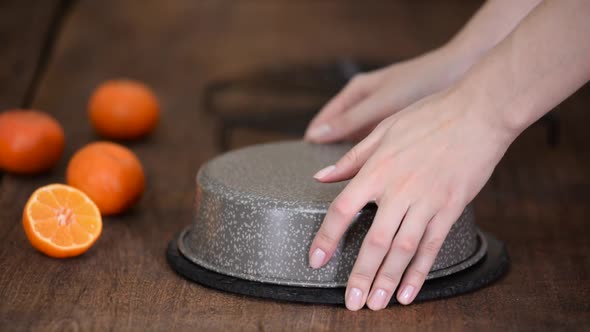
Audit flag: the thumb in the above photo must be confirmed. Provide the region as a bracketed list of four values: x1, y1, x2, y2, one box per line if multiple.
[313, 118, 391, 183]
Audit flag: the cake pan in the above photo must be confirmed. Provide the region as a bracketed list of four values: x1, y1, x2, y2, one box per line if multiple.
[178, 141, 488, 287]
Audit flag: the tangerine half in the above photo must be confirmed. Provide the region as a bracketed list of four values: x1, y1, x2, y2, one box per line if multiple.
[23, 184, 102, 258]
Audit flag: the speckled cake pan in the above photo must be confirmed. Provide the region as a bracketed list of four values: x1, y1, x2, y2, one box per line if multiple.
[176, 141, 492, 287]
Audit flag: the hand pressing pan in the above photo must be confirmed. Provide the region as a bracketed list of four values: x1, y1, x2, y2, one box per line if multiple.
[167, 141, 509, 305]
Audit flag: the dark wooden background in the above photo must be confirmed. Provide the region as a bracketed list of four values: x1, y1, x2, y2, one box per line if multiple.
[1, 0, 588, 330]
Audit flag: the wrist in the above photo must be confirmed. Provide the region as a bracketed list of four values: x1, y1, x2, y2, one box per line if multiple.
[392, 45, 476, 96]
[446, 80, 523, 147]
[440, 40, 485, 81]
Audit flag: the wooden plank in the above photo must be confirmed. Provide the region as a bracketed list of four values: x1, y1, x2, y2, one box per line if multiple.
[0, 0, 66, 108]
[1, 0, 588, 330]
[0, 0, 69, 184]
[0, 0, 68, 230]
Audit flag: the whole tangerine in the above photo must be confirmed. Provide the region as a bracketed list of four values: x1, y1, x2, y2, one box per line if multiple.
[0, 110, 65, 174]
[88, 79, 160, 140]
[66, 142, 145, 215]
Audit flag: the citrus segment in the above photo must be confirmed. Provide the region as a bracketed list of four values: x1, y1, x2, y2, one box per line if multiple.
[34, 218, 59, 238]
[36, 190, 60, 207]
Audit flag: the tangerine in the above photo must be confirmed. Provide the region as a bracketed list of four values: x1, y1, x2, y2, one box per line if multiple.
[0, 110, 65, 174]
[88, 79, 160, 140]
[66, 142, 145, 215]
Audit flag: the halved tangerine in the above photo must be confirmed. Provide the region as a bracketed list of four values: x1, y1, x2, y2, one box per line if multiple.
[23, 184, 102, 258]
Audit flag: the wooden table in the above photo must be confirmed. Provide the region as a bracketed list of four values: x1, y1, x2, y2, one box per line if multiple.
[1, 1, 588, 330]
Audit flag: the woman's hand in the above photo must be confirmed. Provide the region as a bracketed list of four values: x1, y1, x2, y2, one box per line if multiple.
[308, 90, 516, 310]
[303, 0, 547, 145]
[306, 0, 590, 312]
[304, 47, 472, 144]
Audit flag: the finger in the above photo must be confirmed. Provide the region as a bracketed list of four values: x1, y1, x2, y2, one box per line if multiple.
[308, 173, 378, 271]
[344, 193, 409, 311]
[310, 81, 365, 125]
[313, 85, 402, 144]
[396, 204, 463, 305]
[366, 202, 435, 310]
[349, 122, 379, 142]
[305, 74, 375, 142]
[313, 117, 394, 183]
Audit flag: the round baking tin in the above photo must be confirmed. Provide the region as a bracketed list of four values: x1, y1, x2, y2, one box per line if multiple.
[178, 141, 488, 288]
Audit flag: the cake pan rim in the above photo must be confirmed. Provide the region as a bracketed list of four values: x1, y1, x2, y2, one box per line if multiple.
[177, 226, 488, 288]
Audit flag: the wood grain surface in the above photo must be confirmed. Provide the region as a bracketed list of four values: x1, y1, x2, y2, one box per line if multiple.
[0, 1, 588, 331]
[0, 0, 66, 109]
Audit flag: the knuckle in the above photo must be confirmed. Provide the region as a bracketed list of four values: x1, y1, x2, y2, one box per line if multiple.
[365, 232, 392, 252]
[447, 188, 468, 208]
[407, 266, 428, 281]
[393, 238, 419, 255]
[427, 194, 445, 212]
[374, 186, 397, 206]
[421, 237, 444, 256]
[348, 270, 374, 284]
[329, 199, 354, 219]
[375, 270, 400, 289]
[362, 161, 393, 189]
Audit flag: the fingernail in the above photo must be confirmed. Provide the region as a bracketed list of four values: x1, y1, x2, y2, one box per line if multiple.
[346, 288, 364, 311]
[306, 124, 331, 140]
[368, 288, 388, 310]
[309, 248, 326, 269]
[313, 165, 336, 180]
[399, 285, 415, 304]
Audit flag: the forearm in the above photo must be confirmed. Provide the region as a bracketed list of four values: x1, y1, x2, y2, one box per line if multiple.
[422, 0, 542, 91]
[441, 0, 542, 77]
[455, 0, 590, 137]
